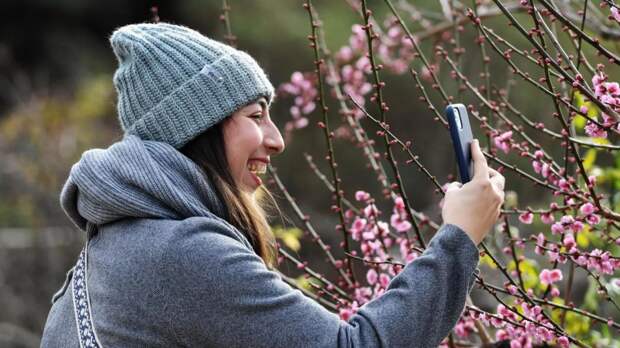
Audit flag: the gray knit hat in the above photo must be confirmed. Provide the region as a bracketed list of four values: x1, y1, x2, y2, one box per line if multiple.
[109, 22, 274, 148]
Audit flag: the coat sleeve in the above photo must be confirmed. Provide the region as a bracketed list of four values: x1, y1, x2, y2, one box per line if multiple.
[161, 218, 480, 348]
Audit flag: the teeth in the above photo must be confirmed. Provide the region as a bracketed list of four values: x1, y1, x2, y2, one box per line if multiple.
[248, 162, 267, 175]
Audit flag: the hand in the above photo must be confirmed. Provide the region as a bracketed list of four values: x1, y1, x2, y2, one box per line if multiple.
[441, 139, 505, 245]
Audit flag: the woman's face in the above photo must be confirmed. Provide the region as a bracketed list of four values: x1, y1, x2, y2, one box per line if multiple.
[222, 97, 285, 193]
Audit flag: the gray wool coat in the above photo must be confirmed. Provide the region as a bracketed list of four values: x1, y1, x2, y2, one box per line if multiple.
[41, 135, 480, 347]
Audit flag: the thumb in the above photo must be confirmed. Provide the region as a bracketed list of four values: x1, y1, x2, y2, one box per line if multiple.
[471, 139, 489, 181]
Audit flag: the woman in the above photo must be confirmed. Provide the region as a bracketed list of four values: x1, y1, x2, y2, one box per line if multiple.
[41, 22, 505, 347]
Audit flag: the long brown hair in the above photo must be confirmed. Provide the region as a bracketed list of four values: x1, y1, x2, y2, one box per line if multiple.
[180, 121, 282, 268]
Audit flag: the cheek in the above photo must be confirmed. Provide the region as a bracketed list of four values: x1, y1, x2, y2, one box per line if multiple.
[225, 127, 262, 172]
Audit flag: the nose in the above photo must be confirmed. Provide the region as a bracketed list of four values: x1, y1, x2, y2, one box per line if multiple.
[265, 120, 285, 155]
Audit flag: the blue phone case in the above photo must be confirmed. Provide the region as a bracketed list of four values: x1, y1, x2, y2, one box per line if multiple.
[445, 104, 474, 183]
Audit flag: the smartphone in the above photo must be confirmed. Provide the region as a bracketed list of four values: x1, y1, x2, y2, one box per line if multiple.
[445, 104, 474, 183]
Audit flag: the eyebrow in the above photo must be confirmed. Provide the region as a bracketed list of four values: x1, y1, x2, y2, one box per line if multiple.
[258, 99, 268, 112]
[258, 98, 269, 112]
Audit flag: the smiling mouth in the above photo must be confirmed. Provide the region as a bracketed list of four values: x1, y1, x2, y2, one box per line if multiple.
[247, 162, 267, 175]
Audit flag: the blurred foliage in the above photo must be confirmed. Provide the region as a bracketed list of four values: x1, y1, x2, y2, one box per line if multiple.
[273, 225, 303, 252]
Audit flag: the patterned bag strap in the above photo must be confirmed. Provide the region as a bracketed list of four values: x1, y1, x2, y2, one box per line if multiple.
[71, 222, 103, 348]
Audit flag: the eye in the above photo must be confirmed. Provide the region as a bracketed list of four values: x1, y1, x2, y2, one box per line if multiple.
[250, 112, 264, 121]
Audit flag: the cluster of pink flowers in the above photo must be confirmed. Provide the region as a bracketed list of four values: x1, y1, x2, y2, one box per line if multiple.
[329, 25, 373, 119]
[281, 20, 428, 126]
[376, 16, 416, 74]
[584, 71, 620, 138]
[278, 71, 317, 137]
[492, 130, 514, 154]
[535, 230, 620, 276]
[339, 190, 420, 320]
[452, 316, 476, 339]
[610, 6, 620, 23]
[530, 150, 551, 180]
[337, 63, 372, 119]
[460, 304, 570, 348]
[539, 268, 563, 286]
[390, 196, 412, 233]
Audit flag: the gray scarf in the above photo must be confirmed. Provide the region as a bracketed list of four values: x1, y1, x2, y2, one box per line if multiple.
[60, 134, 227, 232]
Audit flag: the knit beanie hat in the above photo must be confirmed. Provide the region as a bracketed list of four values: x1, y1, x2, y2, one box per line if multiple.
[109, 22, 274, 149]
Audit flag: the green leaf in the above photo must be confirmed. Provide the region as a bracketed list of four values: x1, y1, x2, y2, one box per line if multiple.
[273, 226, 303, 251]
[577, 225, 591, 248]
[294, 275, 319, 292]
[582, 148, 598, 171]
[583, 277, 599, 311]
[508, 259, 539, 290]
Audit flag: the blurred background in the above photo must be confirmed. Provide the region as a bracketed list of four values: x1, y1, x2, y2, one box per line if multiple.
[1, 0, 618, 346]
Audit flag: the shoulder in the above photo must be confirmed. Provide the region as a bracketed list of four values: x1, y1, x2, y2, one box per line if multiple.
[160, 215, 262, 278]
[100, 215, 253, 254]
[163, 215, 255, 256]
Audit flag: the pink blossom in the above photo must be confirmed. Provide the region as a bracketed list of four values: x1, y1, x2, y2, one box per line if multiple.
[592, 73, 606, 87]
[366, 268, 378, 285]
[399, 239, 409, 261]
[339, 308, 353, 321]
[557, 179, 570, 191]
[363, 204, 379, 218]
[551, 223, 564, 234]
[278, 71, 317, 133]
[493, 131, 513, 154]
[405, 253, 417, 263]
[534, 150, 544, 159]
[336, 46, 354, 63]
[560, 215, 574, 225]
[585, 120, 608, 138]
[570, 220, 583, 233]
[362, 230, 376, 240]
[340, 64, 372, 119]
[606, 81, 620, 96]
[541, 163, 551, 178]
[390, 215, 412, 232]
[377, 221, 389, 237]
[349, 24, 366, 52]
[548, 250, 559, 262]
[532, 160, 542, 174]
[379, 273, 390, 288]
[550, 286, 560, 297]
[539, 268, 563, 286]
[351, 218, 367, 241]
[354, 56, 372, 74]
[611, 7, 620, 22]
[355, 190, 370, 201]
[557, 336, 570, 348]
[519, 211, 533, 224]
[586, 214, 601, 225]
[394, 196, 405, 210]
[339, 300, 360, 321]
[535, 233, 546, 255]
[563, 233, 575, 249]
[507, 284, 518, 295]
[579, 202, 595, 215]
[576, 255, 588, 266]
[495, 329, 509, 341]
[540, 212, 554, 224]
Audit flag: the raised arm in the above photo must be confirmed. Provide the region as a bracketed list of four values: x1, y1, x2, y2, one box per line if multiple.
[161, 218, 479, 348]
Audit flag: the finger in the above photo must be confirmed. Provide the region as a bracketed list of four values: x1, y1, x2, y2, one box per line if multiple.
[490, 172, 505, 191]
[471, 139, 489, 181]
[444, 181, 463, 192]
